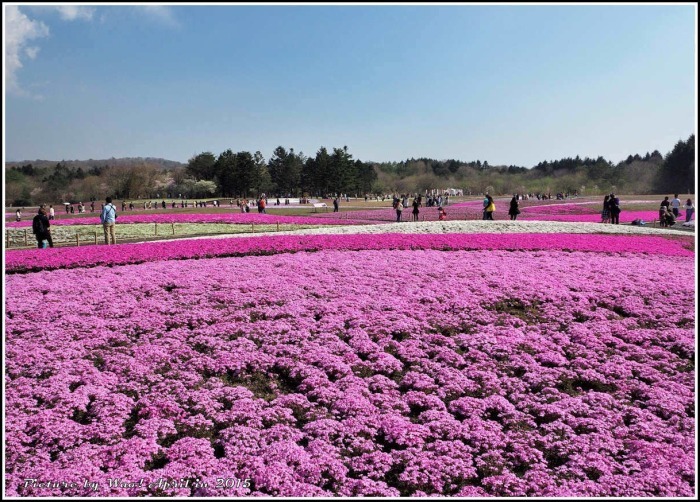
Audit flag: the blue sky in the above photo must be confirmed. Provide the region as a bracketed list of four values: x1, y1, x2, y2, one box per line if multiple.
[4, 3, 697, 166]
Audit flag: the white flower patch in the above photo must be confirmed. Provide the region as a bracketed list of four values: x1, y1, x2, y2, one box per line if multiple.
[149, 220, 692, 244]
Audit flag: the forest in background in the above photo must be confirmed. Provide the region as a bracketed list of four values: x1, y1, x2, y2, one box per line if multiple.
[5, 134, 695, 206]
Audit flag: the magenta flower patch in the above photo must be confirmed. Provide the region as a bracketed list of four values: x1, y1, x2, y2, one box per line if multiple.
[5, 232, 693, 274]
[4, 248, 695, 497]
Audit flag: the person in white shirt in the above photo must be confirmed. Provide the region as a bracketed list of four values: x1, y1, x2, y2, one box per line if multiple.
[49, 205, 55, 220]
[670, 194, 682, 218]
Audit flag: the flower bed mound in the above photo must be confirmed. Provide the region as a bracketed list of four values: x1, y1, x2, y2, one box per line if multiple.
[4, 232, 693, 274]
[5, 250, 695, 497]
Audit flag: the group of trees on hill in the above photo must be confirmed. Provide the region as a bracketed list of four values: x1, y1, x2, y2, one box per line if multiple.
[184, 146, 377, 199]
[5, 135, 695, 206]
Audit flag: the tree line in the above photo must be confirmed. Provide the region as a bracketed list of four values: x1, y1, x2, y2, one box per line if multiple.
[5, 135, 694, 206]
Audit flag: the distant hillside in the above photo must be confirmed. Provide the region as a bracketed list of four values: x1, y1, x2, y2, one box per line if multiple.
[5, 157, 186, 170]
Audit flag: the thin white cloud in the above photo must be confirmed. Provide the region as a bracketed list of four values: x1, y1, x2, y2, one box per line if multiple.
[136, 5, 180, 28]
[5, 5, 49, 97]
[24, 5, 95, 21]
[6, 5, 179, 98]
[25, 46, 40, 59]
[52, 6, 95, 21]
[6, 5, 95, 98]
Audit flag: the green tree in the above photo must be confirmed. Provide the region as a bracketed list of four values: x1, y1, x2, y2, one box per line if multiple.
[215, 149, 237, 196]
[186, 152, 217, 181]
[235, 151, 256, 197]
[657, 135, 695, 194]
[253, 151, 274, 195]
[268, 146, 303, 196]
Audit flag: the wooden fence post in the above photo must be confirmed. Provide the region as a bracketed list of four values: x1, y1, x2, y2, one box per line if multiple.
[76, 234, 80, 246]
[24, 230, 28, 247]
[6, 233, 10, 249]
[94, 232, 98, 245]
[155, 223, 158, 236]
[172, 223, 175, 235]
[252, 223, 255, 232]
[277, 222, 279, 231]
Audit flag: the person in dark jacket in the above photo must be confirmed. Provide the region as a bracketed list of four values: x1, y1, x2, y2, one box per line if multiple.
[609, 193, 621, 224]
[32, 207, 53, 248]
[508, 196, 520, 220]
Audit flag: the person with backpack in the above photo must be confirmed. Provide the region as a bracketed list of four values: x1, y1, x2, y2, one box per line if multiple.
[32, 207, 53, 248]
[484, 195, 496, 220]
[100, 196, 118, 245]
[482, 194, 491, 220]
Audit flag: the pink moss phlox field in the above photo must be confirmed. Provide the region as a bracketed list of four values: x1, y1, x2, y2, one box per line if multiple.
[5, 213, 367, 228]
[5, 250, 694, 496]
[5, 232, 693, 274]
[519, 210, 662, 223]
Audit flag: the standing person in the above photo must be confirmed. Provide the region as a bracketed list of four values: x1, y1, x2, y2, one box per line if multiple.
[670, 194, 682, 218]
[258, 197, 266, 214]
[65, 203, 70, 214]
[48, 205, 55, 221]
[684, 198, 695, 222]
[100, 196, 118, 245]
[482, 194, 490, 220]
[485, 195, 496, 220]
[395, 199, 403, 222]
[90, 201, 95, 212]
[438, 206, 447, 221]
[609, 193, 621, 224]
[32, 207, 53, 248]
[70, 205, 75, 214]
[15, 208, 22, 222]
[508, 195, 520, 220]
[129, 202, 134, 211]
[333, 197, 339, 213]
[601, 195, 611, 224]
[412, 198, 420, 221]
